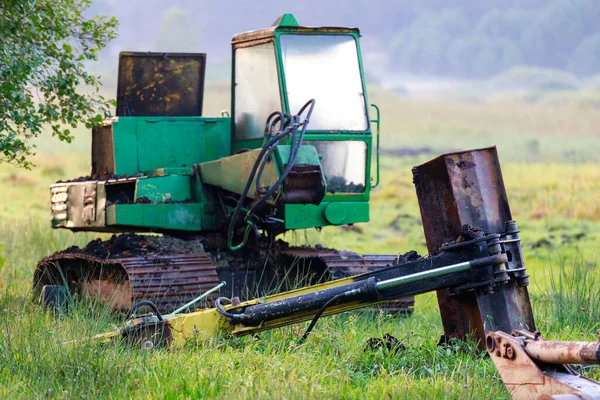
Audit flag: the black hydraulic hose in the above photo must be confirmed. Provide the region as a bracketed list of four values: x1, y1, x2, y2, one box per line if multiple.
[263, 111, 286, 137]
[215, 297, 246, 322]
[248, 100, 315, 216]
[298, 292, 345, 344]
[216, 292, 350, 341]
[126, 300, 163, 321]
[226, 128, 291, 248]
[255, 99, 315, 198]
[227, 100, 315, 250]
[255, 115, 296, 195]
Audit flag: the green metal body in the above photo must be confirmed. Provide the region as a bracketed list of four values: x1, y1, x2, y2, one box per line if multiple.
[107, 116, 231, 176]
[50, 14, 378, 239]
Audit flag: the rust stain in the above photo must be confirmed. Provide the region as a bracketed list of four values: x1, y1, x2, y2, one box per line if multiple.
[34, 252, 220, 313]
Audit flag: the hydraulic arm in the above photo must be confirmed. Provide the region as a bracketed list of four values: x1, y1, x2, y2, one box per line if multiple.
[95, 230, 510, 346]
[90, 147, 600, 399]
[94, 222, 600, 399]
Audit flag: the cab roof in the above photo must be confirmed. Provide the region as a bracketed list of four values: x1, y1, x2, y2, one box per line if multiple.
[231, 13, 360, 46]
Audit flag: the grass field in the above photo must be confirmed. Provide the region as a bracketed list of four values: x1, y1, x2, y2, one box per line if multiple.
[0, 88, 599, 399]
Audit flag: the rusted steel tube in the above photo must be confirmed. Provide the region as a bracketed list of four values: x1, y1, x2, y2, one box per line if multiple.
[524, 340, 600, 365]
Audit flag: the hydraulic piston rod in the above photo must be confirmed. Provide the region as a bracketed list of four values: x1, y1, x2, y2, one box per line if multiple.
[375, 254, 506, 291]
[233, 253, 507, 326]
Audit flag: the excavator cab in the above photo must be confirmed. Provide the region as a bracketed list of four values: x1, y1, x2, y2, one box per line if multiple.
[223, 13, 376, 229]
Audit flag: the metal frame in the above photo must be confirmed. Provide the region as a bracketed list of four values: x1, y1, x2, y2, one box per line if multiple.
[229, 21, 374, 205]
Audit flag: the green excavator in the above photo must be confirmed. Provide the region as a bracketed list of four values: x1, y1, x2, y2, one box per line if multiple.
[35, 14, 413, 314]
[39, 14, 600, 398]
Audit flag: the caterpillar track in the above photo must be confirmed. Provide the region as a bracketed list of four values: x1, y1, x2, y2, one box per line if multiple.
[35, 234, 415, 314]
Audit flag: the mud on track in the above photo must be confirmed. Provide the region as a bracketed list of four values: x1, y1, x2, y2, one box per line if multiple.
[57, 234, 204, 260]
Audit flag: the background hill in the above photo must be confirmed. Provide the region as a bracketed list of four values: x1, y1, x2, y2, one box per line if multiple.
[87, 0, 600, 83]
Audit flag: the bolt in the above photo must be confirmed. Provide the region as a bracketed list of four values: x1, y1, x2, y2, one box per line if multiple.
[482, 285, 494, 295]
[506, 346, 514, 359]
[517, 276, 530, 287]
[501, 343, 515, 359]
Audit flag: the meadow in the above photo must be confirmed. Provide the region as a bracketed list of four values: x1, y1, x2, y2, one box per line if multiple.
[0, 86, 599, 399]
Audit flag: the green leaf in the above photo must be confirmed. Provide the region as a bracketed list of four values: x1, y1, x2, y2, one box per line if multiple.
[0, 0, 117, 168]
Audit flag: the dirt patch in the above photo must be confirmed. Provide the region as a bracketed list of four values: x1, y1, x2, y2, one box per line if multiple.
[388, 213, 421, 232]
[561, 232, 586, 244]
[395, 250, 421, 264]
[341, 224, 364, 234]
[530, 232, 586, 249]
[365, 333, 405, 355]
[57, 172, 141, 183]
[531, 238, 552, 249]
[442, 224, 484, 247]
[380, 147, 454, 158]
[58, 234, 204, 259]
[327, 176, 365, 193]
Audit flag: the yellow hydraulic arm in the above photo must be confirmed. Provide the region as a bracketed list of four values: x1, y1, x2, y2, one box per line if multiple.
[92, 232, 600, 399]
[96, 249, 507, 347]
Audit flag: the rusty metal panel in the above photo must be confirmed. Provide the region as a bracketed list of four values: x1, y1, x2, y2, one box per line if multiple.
[82, 182, 97, 223]
[412, 146, 511, 253]
[50, 181, 107, 229]
[91, 120, 116, 176]
[116, 52, 206, 117]
[413, 147, 535, 344]
[487, 331, 600, 399]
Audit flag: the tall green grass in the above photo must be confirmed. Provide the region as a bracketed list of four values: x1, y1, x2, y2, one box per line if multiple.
[533, 255, 600, 338]
[1, 94, 599, 398]
[1, 212, 598, 398]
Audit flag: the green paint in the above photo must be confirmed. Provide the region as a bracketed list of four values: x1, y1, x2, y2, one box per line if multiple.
[272, 14, 300, 27]
[112, 117, 231, 176]
[283, 201, 369, 229]
[106, 203, 203, 231]
[324, 202, 349, 224]
[135, 175, 192, 202]
[370, 103, 381, 189]
[274, 144, 321, 167]
[53, 16, 379, 238]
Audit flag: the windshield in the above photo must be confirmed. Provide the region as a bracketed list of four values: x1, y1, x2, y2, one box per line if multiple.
[234, 42, 281, 140]
[280, 35, 368, 131]
[304, 141, 366, 193]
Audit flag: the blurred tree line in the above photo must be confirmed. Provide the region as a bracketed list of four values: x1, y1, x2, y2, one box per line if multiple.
[89, 0, 600, 80]
[388, 0, 600, 78]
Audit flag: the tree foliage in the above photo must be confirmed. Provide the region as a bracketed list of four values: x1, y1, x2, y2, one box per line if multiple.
[0, 0, 117, 168]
